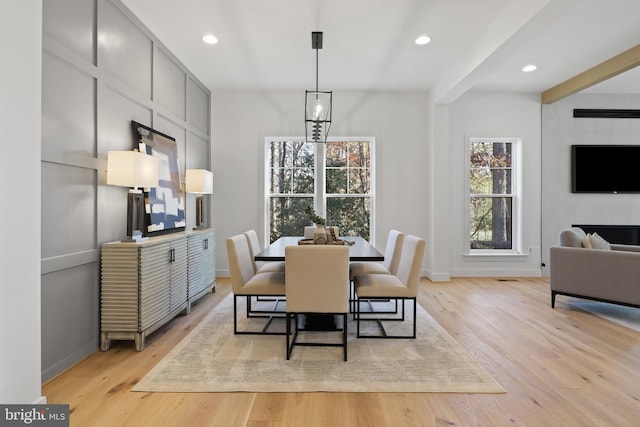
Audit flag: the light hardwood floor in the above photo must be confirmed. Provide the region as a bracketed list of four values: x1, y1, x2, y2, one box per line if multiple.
[42, 277, 640, 426]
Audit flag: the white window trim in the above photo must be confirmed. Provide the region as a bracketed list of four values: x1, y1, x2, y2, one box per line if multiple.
[263, 136, 376, 245]
[464, 137, 522, 256]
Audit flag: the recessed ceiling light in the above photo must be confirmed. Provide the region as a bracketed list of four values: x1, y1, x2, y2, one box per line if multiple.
[415, 35, 431, 45]
[522, 64, 537, 72]
[202, 34, 218, 45]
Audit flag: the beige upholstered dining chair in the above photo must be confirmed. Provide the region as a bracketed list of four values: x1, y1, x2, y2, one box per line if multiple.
[349, 229, 404, 279]
[226, 233, 286, 335]
[284, 245, 350, 360]
[244, 229, 285, 273]
[353, 234, 425, 339]
[348, 229, 404, 312]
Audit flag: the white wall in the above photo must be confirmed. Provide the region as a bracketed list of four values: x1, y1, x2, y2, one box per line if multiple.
[0, 0, 44, 404]
[212, 90, 430, 276]
[541, 92, 640, 274]
[445, 92, 542, 277]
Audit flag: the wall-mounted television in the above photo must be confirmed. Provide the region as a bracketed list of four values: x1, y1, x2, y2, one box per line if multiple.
[571, 145, 640, 193]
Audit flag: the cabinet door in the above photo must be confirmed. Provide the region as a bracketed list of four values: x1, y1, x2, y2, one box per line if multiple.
[203, 231, 215, 289]
[188, 231, 215, 297]
[139, 242, 172, 330]
[101, 244, 140, 332]
[170, 238, 188, 310]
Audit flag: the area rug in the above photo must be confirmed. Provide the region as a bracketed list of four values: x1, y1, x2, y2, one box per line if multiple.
[568, 300, 640, 333]
[133, 294, 504, 393]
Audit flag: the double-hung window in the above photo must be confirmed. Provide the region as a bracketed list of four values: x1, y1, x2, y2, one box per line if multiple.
[266, 137, 374, 243]
[466, 138, 521, 254]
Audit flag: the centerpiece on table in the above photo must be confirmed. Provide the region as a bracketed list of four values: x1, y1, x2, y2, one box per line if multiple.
[304, 206, 328, 244]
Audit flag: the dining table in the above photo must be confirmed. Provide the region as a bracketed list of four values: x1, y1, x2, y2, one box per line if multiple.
[254, 236, 384, 262]
[253, 235, 383, 331]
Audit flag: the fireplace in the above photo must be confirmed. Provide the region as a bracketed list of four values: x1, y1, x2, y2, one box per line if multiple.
[572, 224, 640, 245]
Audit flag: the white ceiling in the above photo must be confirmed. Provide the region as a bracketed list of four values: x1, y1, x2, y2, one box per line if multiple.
[121, 0, 640, 98]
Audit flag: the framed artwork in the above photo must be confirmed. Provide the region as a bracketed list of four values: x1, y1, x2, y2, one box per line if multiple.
[132, 121, 186, 236]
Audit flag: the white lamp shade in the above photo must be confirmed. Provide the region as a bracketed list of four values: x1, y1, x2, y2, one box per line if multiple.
[107, 150, 159, 188]
[185, 169, 213, 194]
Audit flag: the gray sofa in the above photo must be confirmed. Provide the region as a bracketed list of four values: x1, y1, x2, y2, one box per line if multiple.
[549, 227, 640, 308]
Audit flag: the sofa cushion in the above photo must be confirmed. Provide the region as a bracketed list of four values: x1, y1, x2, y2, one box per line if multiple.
[560, 227, 587, 247]
[589, 232, 611, 250]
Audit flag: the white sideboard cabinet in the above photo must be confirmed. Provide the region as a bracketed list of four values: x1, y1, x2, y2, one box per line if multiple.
[100, 230, 216, 351]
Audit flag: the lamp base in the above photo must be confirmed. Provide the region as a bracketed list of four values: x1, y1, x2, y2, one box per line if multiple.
[195, 195, 206, 229]
[120, 230, 148, 243]
[127, 190, 146, 238]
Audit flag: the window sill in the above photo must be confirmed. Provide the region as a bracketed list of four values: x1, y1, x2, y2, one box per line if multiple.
[464, 252, 528, 259]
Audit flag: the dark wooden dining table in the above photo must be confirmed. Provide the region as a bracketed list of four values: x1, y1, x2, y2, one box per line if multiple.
[254, 236, 384, 262]
[254, 236, 383, 331]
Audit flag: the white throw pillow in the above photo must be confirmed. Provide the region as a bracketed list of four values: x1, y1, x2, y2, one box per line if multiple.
[589, 232, 611, 250]
[582, 234, 593, 248]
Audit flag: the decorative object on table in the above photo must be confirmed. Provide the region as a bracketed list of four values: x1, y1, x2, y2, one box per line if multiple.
[304, 205, 328, 244]
[106, 149, 159, 242]
[185, 169, 213, 229]
[314, 226, 327, 244]
[132, 121, 186, 236]
[328, 226, 338, 242]
[298, 238, 352, 246]
[305, 31, 332, 143]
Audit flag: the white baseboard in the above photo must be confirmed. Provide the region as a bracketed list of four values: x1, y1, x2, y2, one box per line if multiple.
[423, 269, 450, 282]
[448, 268, 542, 277]
[34, 396, 47, 404]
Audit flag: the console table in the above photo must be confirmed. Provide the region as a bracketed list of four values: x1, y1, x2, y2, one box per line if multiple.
[100, 229, 215, 351]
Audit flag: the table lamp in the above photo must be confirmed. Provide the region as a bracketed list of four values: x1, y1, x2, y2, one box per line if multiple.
[185, 169, 213, 229]
[107, 150, 159, 241]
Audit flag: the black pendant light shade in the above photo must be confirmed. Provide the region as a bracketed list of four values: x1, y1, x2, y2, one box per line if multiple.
[305, 31, 332, 143]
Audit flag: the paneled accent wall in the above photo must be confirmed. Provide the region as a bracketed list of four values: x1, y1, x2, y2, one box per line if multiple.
[41, 0, 211, 381]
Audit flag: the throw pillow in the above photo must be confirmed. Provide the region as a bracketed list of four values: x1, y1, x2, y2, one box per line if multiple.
[589, 232, 611, 250]
[560, 227, 587, 247]
[582, 234, 593, 248]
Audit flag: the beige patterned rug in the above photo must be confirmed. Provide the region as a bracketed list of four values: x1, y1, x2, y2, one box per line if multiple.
[133, 294, 504, 393]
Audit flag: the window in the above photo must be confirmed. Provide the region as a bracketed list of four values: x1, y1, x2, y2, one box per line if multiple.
[266, 137, 374, 243]
[466, 138, 520, 254]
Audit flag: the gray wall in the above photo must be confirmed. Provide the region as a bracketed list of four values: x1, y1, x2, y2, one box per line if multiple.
[41, 0, 211, 381]
[541, 93, 640, 274]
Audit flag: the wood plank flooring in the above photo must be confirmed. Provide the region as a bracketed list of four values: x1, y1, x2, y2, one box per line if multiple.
[42, 277, 640, 426]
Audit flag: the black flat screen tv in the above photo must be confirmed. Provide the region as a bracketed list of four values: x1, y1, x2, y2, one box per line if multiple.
[571, 145, 640, 193]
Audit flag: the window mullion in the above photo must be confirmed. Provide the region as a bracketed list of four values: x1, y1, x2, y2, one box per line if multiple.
[316, 143, 326, 218]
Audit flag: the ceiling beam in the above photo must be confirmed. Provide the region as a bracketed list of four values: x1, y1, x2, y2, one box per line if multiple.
[541, 43, 640, 104]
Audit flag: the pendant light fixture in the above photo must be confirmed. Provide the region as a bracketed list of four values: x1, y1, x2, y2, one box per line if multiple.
[305, 31, 332, 143]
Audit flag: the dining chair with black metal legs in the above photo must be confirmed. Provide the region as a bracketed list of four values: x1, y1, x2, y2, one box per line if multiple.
[244, 229, 286, 313]
[245, 229, 286, 273]
[353, 235, 425, 339]
[349, 229, 405, 313]
[226, 233, 286, 335]
[285, 245, 350, 360]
